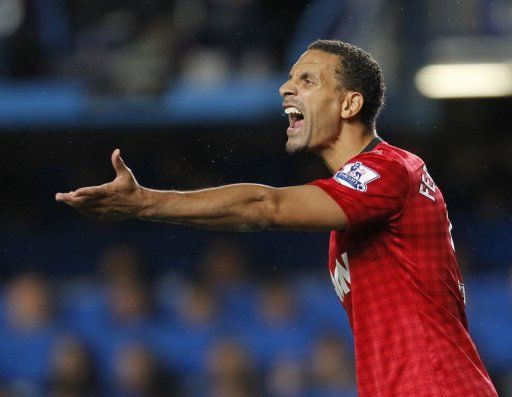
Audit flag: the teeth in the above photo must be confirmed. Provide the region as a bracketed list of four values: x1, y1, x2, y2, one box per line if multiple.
[284, 107, 302, 115]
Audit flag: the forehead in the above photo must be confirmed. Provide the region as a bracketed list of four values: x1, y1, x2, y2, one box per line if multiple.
[289, 49, 340, 77]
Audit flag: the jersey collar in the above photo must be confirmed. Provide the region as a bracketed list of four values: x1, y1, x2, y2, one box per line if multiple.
[360, 136, 383, 154]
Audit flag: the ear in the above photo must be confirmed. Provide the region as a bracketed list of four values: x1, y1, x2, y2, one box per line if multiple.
[341, 92, 364, 120]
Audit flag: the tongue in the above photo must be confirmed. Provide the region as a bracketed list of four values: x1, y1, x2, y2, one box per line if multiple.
[292, 118, 305, 129]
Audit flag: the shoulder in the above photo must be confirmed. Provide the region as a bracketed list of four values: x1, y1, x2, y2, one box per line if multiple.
[357, 142, 425, 174]
[333, 142, 419, 193]
[347, 142, 413, 173]
[377, 142, 424, 168]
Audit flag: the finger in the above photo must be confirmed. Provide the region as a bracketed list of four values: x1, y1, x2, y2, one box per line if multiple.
[55, 191, 76, 202]
[61, 195, 108, 213]
[74, 185, 107, 198]
[55, 192, 89, 205]
[111, 148, 129, 177]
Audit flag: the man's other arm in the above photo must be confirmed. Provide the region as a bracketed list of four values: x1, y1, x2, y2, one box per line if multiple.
[56, 150, 347, 232]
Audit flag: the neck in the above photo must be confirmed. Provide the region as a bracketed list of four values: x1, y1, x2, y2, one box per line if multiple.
[315, 123, 377, 174]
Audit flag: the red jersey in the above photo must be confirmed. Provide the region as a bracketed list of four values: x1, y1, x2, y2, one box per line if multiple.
[310, 138, 497, 397]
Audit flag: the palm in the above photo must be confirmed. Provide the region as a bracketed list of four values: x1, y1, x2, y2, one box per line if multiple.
[56, 149, 143, 221]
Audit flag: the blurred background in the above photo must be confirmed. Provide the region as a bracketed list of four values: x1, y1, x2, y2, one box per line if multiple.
[0, 0, 511, 396]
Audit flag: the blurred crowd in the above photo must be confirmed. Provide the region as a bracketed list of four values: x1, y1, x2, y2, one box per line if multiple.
[1, 238, 512, 396]
[0, 239, 358, 397]
[0, 0, 308, 94]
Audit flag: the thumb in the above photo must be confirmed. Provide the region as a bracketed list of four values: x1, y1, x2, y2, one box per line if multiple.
[111, 148, 129, 177]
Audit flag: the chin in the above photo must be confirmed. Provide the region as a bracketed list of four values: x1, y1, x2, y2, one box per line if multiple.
[285, 139, 308, 155]
[285, 126, 312, 154]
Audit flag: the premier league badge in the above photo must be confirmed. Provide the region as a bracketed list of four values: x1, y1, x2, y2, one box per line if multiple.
[333, 161, 380, 192]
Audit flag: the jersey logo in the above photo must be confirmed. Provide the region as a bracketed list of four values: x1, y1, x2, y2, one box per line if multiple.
[331, 252, 351, 302]
[333, 161, 380, 192]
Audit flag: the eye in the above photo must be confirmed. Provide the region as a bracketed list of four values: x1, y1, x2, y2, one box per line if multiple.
[304, 79, 315, 86]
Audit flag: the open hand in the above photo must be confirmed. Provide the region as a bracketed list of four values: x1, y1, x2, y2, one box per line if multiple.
[55, 149, 145, 221]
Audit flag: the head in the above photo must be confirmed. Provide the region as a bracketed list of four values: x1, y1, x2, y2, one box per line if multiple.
[115, 344, 158, 394]
[49, 335, 97, 394]
[206, 339, 255, 389]
[279, 40, 385, 154]
[107, 278, 152, 323]
[6, 272, 54, 331]
[257, 279, 296, 326]
[114, 344, 179, 396]
[310, 334, 354, 387]
[98, 243, 145, 284]
[178, 281, 218, 326]
[199, 237, 248, 286]
[266, 357, 305, 396]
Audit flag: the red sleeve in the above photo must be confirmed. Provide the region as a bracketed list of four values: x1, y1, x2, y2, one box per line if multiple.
[310, 153, 410, 229]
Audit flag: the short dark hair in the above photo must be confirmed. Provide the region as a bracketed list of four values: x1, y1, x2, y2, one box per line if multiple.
[308, 39, 385, 127]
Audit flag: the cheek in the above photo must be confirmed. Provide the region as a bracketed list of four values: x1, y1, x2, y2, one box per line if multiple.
[315, 100, 341, 128]
[305, 92, 341, 127]
[327, 98, 343, 117]
[315, 102, 342, 140]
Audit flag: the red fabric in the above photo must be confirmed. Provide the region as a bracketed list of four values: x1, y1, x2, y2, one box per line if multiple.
[310, 141, 497, 397]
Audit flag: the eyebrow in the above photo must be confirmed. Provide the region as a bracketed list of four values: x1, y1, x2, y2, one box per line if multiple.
[288, 71, 318, 80]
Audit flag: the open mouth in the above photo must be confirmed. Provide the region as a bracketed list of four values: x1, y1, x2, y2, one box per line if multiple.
[284, 106, 305, 131]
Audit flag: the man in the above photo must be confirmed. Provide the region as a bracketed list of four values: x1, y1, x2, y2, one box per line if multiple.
[56, 40, 497, 396]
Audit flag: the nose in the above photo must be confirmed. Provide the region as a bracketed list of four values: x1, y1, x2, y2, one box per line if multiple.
[279, 79, 297, 98]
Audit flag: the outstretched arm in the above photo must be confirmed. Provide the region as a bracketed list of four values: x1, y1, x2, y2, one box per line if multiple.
[55, 149, 347, 231]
